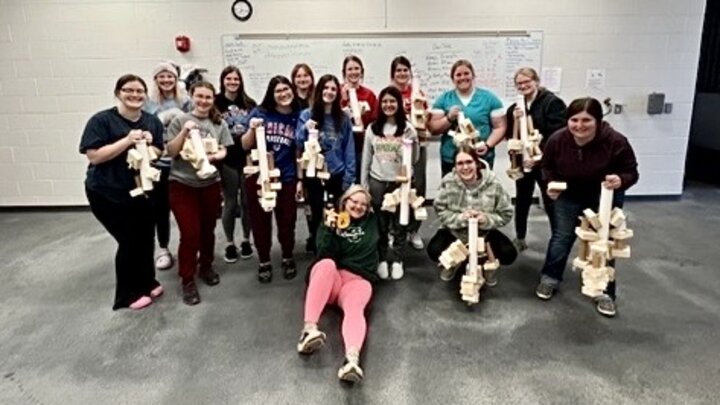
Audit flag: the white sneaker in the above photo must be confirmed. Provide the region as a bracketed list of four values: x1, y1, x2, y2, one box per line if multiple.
[338, 358, 364, 383]
[410, 233, 424, 250]
[377, 261, 389, 279]
[297, 328, 326, 354]
[391, 262, 404, 280]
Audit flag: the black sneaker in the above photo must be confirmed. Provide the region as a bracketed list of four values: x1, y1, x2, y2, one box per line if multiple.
[595, 296, 617, 317]
[224, 245, 239, 263]
[182, 281, 201, 306]
[282, 258, 297, 280]
[240, 241, 253, 259]
[305, 237, 316, 254]
[199, 268, 220, 286]
[258, 263, 272, 284]
[535, 281, 555, 300]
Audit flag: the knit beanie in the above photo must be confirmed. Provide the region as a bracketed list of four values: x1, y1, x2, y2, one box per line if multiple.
[152, 62, 178, 79]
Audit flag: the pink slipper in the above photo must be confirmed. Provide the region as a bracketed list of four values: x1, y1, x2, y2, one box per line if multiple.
[129, 296, 152, 310]
[150, 285, 164, 299]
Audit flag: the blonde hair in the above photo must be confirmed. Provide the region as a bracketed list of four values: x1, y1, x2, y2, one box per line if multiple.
[149, 67, 188, 106]
[339, 185, 373, 213]
[513, 67, 540, 83]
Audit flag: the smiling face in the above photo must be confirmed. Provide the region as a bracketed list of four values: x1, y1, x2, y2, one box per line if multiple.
[155, 72, 177, 94]
[273, 82, 294, 107]
[392, 63, 411, 88]
[381, 93, 398, 117]
[293, 67, 313, 92]
[568, 111, 598, 145]
[191, 86, 215, 116]
[452, 65, 474, 93]
[223, 71, 241, 94]
[321, 80, 338, 105]
[116, 80, 147, 111]
[343, 190, 369, 219]
[344, 60, 363, 85]
[455, 151, 478, 183]
[515, 73, 538, 98]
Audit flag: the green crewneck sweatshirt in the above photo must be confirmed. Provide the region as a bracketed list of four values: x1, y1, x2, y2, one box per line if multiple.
[315, 212, 380, 282]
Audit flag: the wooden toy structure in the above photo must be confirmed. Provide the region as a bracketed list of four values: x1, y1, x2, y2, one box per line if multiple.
[572, 184, 634, 298]
[437, 218, 500, 305]
[179, 128, 218, 179]
[126, 138, 161, 197]
[506, 96, 543, 180]
[381, 138, 427, 225]
[243, 122, 282, 212]
[298, 127, 331, 180]
[409, 78, 429, 145]
[348, 87, 369, 132]
[448, 111, 486, 150]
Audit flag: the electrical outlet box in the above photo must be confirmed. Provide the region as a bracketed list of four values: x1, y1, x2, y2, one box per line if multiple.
[647, 93, 665, 115]
[664, 102, 673, 114]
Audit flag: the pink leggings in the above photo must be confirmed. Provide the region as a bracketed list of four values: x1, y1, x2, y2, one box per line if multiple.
[304, 259, 373, 351]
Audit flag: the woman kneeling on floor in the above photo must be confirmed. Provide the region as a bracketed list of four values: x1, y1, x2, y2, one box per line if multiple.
[297, 185, 380, 383]
[427, 145, 517, 287]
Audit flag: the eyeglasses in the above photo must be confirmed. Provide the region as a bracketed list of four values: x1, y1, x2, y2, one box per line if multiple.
[120, 88, 146, 95]
[456, 160, 475, 167]
[515, 80, 534, 87]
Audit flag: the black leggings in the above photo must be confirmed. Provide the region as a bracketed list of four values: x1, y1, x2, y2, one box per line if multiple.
[427, 228, 517, 266]
[304, 173, 344, 244]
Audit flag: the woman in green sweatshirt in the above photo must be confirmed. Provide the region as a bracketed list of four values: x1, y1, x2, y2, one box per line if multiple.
[296, 185, 379, 383]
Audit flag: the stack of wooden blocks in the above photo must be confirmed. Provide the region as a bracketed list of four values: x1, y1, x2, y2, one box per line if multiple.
[507, 96, 543, 180]
[298, 128, 331, 180]
[243, 123, 282, 212]
[126, 138, 161, 197]
[572, 185, 635, 297]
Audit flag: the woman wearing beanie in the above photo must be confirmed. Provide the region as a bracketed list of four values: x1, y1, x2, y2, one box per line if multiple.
[143, 61, 192, 271]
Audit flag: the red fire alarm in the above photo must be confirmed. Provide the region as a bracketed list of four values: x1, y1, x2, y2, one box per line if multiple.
[175, 35, 190, 53]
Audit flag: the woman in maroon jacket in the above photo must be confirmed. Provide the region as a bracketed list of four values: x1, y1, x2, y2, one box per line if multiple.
[535, 97, 638, 318]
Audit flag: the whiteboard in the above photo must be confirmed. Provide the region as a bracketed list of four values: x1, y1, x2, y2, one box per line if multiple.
[221, 31, 543, 105]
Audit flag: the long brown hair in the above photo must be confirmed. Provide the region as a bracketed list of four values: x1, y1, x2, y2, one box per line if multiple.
[189, 81, 223, 125]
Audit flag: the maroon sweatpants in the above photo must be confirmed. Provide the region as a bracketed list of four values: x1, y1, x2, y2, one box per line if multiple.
[244, 176, 297, 263]
[169, 181, 222, 283]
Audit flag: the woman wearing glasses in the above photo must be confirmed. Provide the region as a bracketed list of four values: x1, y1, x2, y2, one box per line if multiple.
[505, 67, 567, 252]
[79, 74, 165, 310]
[297, 185, 379, 383]
[427, 145, 516, 287]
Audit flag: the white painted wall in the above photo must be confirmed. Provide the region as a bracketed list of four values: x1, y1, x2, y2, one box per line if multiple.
[0, 0, 705, 205]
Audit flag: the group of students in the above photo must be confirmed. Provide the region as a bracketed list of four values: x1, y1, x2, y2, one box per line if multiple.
[79, 55, 638, 383]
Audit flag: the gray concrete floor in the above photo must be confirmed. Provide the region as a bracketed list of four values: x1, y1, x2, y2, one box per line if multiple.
[1, 183, 720, 404]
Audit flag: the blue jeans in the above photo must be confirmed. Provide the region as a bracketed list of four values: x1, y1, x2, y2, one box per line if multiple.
[540, 192, 624, 300]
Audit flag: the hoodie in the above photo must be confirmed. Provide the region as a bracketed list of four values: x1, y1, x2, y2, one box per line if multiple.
[504, 88, 567, 149]
[433, 165, 513, 243]
[542, 121, 639, 206]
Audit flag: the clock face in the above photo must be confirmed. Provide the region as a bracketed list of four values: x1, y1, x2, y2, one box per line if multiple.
[232, 0, 253, 21]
